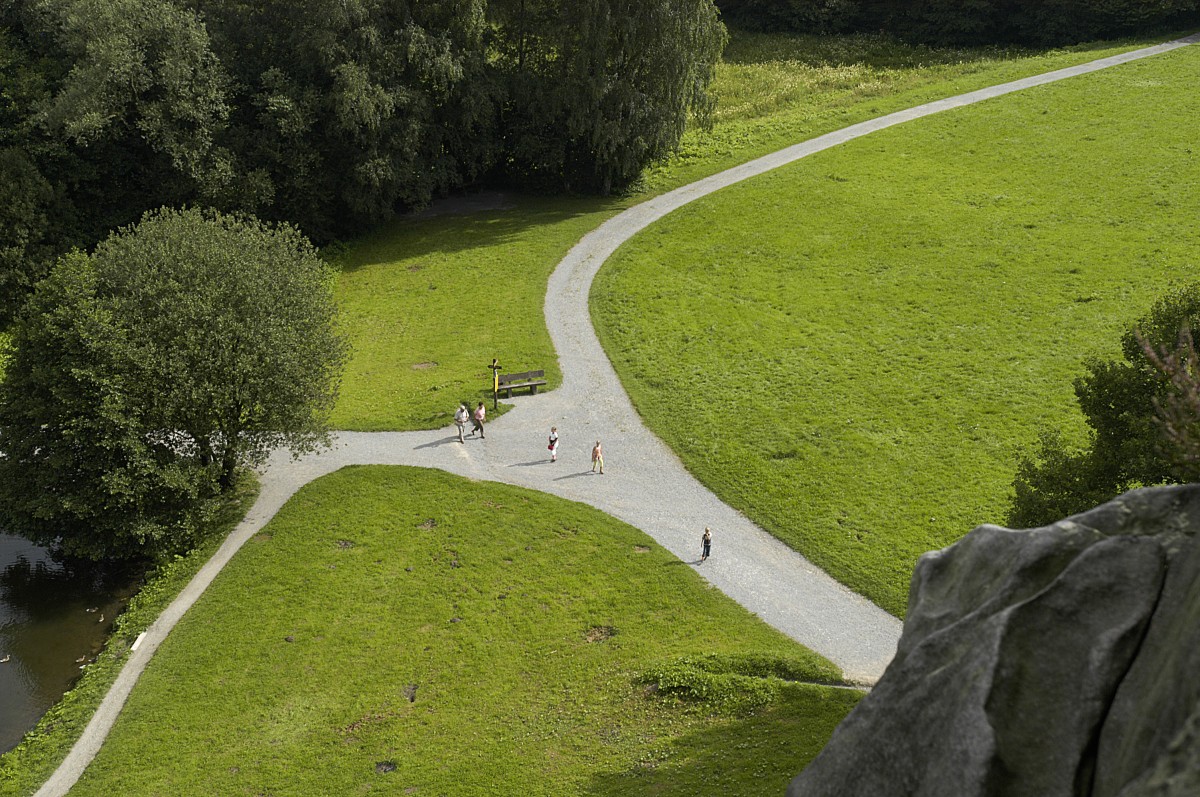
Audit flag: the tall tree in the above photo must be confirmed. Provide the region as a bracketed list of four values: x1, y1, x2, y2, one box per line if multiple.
[0, 0, 231, 322]
[0, 208, 348, 561]
[490, 0, 727, 193]
[191, 0, 498, 239]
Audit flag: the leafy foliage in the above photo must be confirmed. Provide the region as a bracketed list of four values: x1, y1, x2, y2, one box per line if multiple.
[193, 0, 500, 239]
[0, 0, 727, 317]
[717, 0, 863, 34]
[716, 0, 1199, 44]
[1139, 325, 1200, 479]
[1009, 284, 1200, 528]
[0, 208, 348, 560]
[490, 0, 727, 193]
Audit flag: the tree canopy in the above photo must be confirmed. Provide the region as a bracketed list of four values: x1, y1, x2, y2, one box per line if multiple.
[0, 208, 348, 560]
[715, 0, 1199, 44]
[0, 0, 726, 322]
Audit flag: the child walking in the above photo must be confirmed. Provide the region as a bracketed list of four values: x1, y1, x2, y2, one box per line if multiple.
[701, 527, 712, 562]
[591, 440, 604, 474]
[548, 427, 559, 462]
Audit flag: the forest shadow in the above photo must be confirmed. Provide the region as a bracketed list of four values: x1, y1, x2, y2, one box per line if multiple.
[720, 28, 1146, 70]
[335, 191, 617, 274]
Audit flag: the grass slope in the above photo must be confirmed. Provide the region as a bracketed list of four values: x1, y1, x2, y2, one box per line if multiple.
[64, 467, 855, 797]
[330, 30, 1159, 431]
[592, 45, 1200, 616]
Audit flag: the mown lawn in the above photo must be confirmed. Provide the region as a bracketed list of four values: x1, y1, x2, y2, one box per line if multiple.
[63, 466, 855, 797]
[330, 29, 1159, 431]
[591, 44, 1200, 617]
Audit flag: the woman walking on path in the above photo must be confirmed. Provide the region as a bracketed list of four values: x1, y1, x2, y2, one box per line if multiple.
[701, 527, 712, 562]
[548, 427, 559, 462]
[472, 402, 486, 439]
[454, 404, 469, 443]
[591, 441, 604, 474]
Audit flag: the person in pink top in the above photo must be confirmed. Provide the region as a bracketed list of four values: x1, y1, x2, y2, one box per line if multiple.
[472, 402, 486, 439]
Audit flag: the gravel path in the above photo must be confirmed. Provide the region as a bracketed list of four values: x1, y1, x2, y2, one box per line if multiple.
[35, 33, 1198, 797]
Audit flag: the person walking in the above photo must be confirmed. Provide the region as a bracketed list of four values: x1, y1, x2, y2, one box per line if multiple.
[591, 440, 604, 474]
[472, 402, 486, 439]
[548, 427, 559, 462]
[701, 527, 712, 562]
[454, 403, 469, 443]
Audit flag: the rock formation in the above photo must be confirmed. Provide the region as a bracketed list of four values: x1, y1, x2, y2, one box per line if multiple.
[789, 484, 1200, 797]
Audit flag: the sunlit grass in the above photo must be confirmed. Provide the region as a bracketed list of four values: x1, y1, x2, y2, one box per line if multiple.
[330, 28, 1162, 431]
[592, 43, 1200, 616]
[62, 467, 855, 797]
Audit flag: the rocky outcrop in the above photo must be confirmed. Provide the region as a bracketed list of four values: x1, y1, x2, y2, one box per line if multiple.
[789, 485, 1200, 797]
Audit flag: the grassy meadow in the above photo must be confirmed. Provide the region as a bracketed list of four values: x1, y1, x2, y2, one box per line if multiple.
[61, 467, 856, 797]
[329, 29, 1159, 431]
[592, 44, 1200, 616]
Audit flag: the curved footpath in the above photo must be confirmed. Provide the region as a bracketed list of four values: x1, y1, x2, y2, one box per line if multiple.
[35, 33, 1198, 797]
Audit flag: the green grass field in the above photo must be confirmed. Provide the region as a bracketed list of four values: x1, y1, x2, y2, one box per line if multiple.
[61, 467, 855, 797]
[329, 29, 1156, 431]
[592, 44, 1200, 617]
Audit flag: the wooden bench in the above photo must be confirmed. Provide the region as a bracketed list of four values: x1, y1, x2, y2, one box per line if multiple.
[497, 369, 547, 397]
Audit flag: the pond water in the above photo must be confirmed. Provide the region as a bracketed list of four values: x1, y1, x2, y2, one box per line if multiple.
[0, 533, 141, 754]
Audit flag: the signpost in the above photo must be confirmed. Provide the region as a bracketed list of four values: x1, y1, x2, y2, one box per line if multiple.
[489, 358, 502, 410]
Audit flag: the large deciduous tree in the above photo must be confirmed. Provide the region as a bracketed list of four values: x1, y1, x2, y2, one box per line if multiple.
[490, 0, 727, 193]
[192, 0, 498, 239]
[0, 207, 348, 561]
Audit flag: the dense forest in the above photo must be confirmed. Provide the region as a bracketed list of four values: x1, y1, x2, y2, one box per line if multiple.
[717, 0, 1199, 44]
[0, 0, 727, 323]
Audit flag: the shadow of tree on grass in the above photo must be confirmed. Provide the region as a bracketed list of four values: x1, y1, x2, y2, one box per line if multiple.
[586, 684, 860, 797]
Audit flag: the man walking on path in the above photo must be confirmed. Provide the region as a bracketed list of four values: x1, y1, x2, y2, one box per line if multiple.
[701, 527, 712, 562]
[548, 427, 559, 462]
[472, 402, 486, 439]
[591, 440, 604, 474]
[454, 404, 469, 443]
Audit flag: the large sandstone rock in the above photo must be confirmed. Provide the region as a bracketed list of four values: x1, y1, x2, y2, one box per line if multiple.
[789, 485, 1200, 797]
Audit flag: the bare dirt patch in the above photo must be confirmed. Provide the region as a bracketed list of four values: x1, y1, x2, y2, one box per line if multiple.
[585, 626, 617, 643]
[410, 361, 438, 370]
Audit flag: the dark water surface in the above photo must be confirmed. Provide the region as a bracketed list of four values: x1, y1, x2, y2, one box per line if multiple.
[0, 533, 141, 754]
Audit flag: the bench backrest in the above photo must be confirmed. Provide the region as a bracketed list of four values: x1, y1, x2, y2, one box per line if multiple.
[498, 369, 545, 385]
